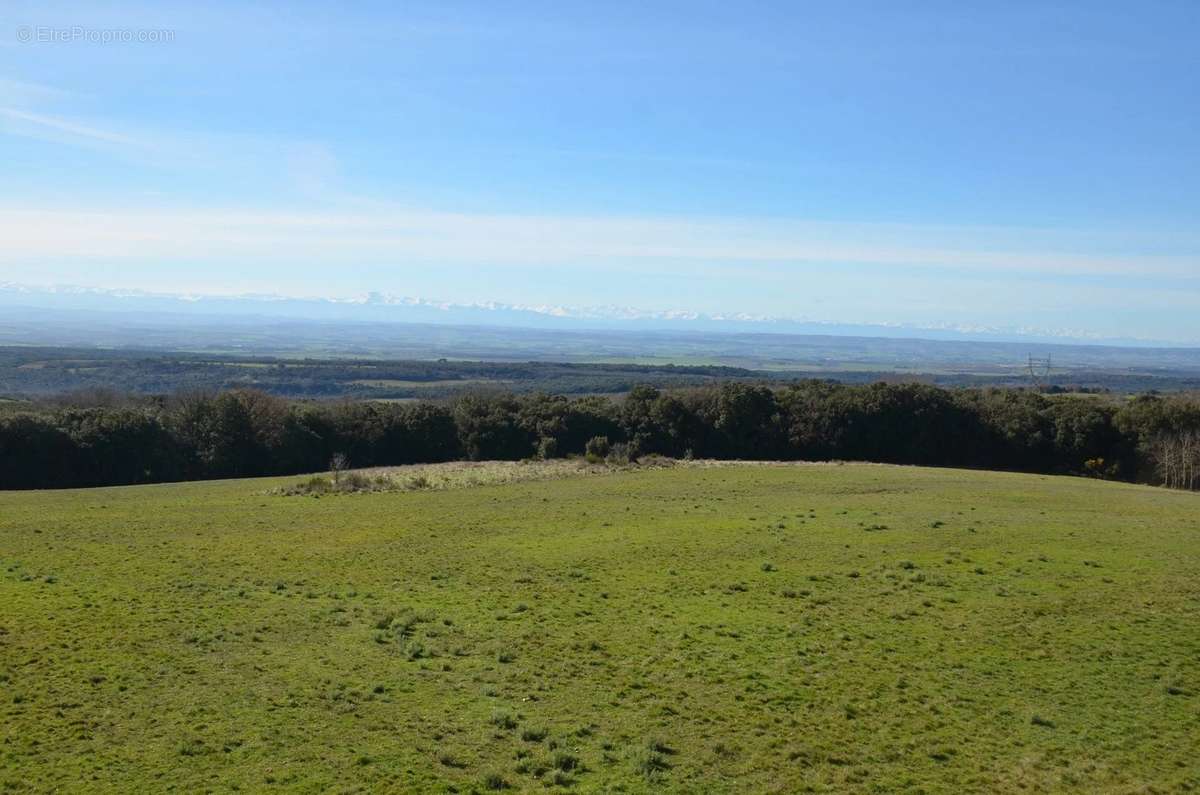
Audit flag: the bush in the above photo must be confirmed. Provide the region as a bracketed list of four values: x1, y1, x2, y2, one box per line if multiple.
[607, 442, 634, 465]
[338, 472, 373, 492]
[537, 436, 560, 460]
[300, 475, 331, 493]
[584, 435, 611, 463]
[280, 472, 397, 496]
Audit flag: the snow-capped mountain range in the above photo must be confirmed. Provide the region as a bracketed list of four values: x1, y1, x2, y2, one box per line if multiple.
[0, 282, 1187, 347]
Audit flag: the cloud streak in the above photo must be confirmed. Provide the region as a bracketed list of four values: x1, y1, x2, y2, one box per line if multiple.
[0, 206, 1194, 281]
[0, 107, 148, 148]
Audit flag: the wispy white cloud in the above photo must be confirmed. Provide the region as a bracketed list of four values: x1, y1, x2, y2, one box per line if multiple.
[0, 206, 1195, 281]
[0, 106, 147, 147]
[0, 78, 70, 105]
[0, 100, 354, 199]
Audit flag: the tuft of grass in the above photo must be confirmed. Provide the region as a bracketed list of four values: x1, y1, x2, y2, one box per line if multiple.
[481, 772, 509, 790]
[401, 639, 426, 661]
[552, 751, 580, 772]
[437, 751, 465, 768]
[633, 749, 671, 779]
[373, 613, 394, 630]
[521, 726, 549, 742]
[713, 741, 738, 758]
[644, 737, 675, 755]
[178, 739, 208, 757]
[490, 710, 519, 731]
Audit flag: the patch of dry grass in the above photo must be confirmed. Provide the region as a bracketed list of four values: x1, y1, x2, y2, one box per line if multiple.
[275, 456, 688, 496]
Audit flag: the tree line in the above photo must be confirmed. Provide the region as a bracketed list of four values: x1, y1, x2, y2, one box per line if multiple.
[2, 382, 1199, 490]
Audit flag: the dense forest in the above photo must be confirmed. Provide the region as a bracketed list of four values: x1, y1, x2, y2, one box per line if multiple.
[2, 382, 1199, 491]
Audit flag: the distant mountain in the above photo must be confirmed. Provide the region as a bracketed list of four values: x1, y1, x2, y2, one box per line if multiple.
[0, 282, 1188, 347]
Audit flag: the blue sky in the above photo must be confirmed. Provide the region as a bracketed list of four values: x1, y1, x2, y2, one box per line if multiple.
[1, 1, 1198, 341]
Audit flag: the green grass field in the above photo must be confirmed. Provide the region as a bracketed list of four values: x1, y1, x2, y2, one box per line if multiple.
[2, 463, 1198, 793]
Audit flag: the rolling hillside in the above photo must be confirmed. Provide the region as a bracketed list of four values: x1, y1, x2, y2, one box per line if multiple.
[1, 463, 1197, 792]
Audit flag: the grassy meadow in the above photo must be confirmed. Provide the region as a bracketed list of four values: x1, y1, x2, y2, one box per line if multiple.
[1, 462, 1198, 793]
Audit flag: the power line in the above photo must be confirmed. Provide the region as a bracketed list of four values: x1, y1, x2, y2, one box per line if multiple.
[1026, 354, 1052, 391]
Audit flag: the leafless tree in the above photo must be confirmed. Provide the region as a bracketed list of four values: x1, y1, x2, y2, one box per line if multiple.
[330, 452, 350, 485]
[1152, 431, 1200, 490]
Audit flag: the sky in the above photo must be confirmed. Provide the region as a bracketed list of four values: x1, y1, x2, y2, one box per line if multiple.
[1, 0, 1198, 342]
